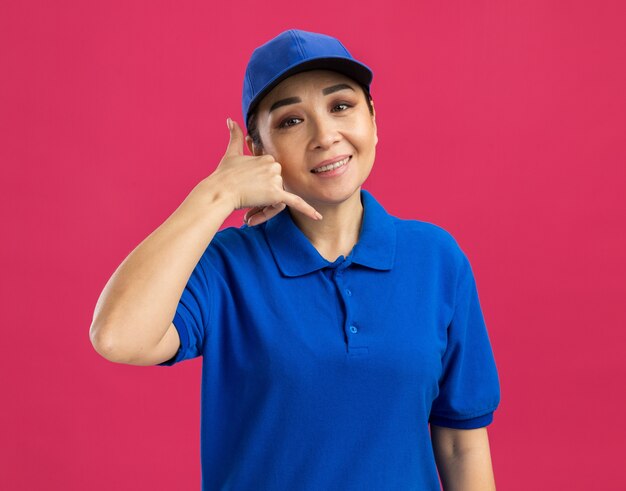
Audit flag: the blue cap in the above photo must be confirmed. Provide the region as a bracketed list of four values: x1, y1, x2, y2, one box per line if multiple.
[242, 29, 373, 128]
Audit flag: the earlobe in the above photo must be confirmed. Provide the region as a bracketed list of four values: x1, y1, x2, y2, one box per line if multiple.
[245, 135, 254, 154]
[245, 135, 262, 156]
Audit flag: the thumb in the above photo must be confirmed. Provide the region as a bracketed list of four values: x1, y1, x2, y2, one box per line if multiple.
[225, 118, 244, 156]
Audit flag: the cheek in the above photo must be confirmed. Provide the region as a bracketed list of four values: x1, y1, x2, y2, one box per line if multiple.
[353, 122, 377, 152]
[267, 140, 307, 174]
[267, 126, 307, 150]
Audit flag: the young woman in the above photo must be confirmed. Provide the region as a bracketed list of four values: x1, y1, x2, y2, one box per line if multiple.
[90, 29, 500, 490]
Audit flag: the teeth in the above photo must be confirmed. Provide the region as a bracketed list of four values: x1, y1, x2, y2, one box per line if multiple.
[312, 157, 350, 173]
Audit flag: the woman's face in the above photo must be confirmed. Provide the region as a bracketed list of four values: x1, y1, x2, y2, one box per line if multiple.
[249, 69, 378, 209]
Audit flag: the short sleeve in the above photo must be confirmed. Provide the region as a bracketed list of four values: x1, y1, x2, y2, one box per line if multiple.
[157, 253, 215, 366]
[429, 253, 501, 429]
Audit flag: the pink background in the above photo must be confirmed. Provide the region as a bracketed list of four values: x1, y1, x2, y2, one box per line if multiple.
[2, 1, 625, 489]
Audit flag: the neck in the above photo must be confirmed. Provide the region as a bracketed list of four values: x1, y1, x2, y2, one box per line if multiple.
[288, 190, 364, 262]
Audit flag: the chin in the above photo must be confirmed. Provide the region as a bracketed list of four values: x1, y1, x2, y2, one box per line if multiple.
[307, 183, 366, 207]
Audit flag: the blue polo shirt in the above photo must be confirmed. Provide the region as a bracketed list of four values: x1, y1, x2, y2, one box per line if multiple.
[159, 189, 500, 490]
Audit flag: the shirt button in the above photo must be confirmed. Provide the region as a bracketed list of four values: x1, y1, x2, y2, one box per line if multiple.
[346, 289, 352, 296]
[349, 325, 358, 333]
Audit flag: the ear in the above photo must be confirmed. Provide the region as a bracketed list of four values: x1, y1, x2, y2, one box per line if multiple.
[370, 99, 378, 146]
[245, 134, 264, 156]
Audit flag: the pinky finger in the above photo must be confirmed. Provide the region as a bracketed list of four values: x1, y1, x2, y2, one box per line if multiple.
[280, 191, 323, 221]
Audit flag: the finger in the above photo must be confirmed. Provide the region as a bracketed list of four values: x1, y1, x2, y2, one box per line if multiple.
[224, 118, 244, 157]
[280, 191, 323, 221]
[245, 203, 286, 226]
[244, 206, 264, 223]
[260, 203, 286, 222]
[244, 204, 272, 221]
[245, 202, 284, 219]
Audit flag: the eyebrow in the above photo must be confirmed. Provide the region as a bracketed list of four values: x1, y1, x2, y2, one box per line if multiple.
[269, 97, 301, 113]
[322, 83, 355, 95]
[268, 83, 356, 113]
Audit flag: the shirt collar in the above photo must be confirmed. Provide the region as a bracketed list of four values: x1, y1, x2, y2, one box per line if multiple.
[264, 189, 396, 277]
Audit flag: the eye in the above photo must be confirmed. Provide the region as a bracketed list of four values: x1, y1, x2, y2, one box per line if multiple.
[331, 103, 352, 112]
[278, 117, 302, 129]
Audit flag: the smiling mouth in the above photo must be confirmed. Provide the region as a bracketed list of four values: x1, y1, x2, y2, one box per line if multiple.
[311, 156, 351, 173]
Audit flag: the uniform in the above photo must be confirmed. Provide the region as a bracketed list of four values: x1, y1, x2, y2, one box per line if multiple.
[158, 188, 501, 490]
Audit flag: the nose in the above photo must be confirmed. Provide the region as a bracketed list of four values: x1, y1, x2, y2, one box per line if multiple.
[308, 112, 341, 150]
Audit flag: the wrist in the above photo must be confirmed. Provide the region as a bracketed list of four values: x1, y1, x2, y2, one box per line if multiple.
[196, 174, 238, 213]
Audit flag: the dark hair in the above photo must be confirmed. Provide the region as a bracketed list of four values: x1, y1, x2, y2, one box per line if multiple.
[246, 83, 374, 152]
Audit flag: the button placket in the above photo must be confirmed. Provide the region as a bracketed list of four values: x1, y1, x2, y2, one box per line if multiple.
[340, 271, 354, 334]
[333, 266, 369, 357]
[333, 268, 356, 341]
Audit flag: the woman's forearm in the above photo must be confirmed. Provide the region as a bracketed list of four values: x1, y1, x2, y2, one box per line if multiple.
[431, 426, 496, 491]
[89, 176, 234, 362]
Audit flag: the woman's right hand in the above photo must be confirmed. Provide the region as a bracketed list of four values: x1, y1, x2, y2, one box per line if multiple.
[208, 118, 322, 226]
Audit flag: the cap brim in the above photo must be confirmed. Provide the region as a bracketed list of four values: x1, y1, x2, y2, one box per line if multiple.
[246, 57, 373, 125]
